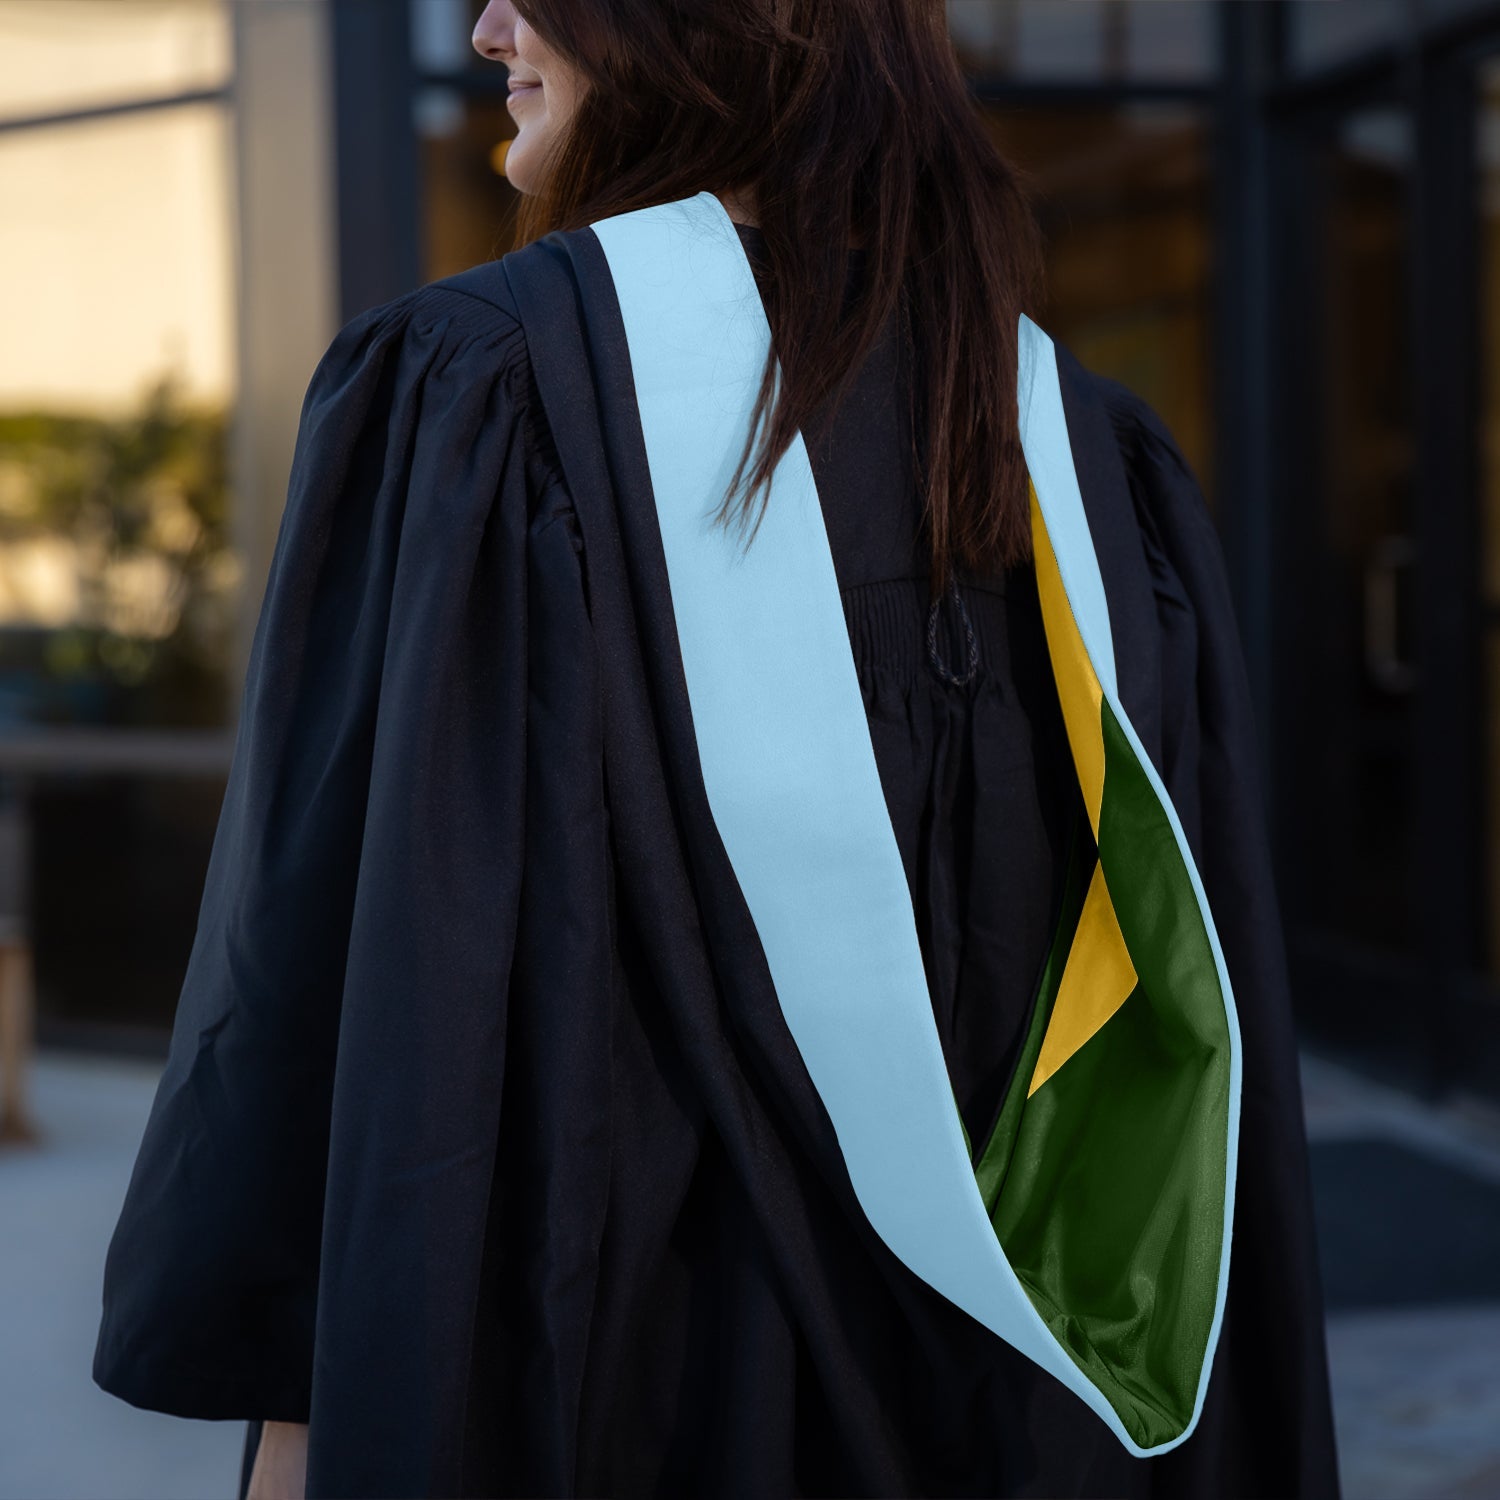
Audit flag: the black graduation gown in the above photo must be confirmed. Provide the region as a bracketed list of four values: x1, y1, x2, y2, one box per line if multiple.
[92, 219, 1341, 1500]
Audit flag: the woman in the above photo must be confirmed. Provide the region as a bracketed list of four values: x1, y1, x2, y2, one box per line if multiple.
[93, 2, 1341, 1497]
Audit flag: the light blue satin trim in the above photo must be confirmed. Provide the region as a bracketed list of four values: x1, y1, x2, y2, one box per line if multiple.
[588, 189, 1233, 1456]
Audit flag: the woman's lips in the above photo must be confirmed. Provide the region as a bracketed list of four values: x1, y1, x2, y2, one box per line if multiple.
[507, 81, 541, 106]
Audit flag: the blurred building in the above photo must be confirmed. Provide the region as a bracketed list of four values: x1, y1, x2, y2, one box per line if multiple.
[0, 0, 1497, 1104]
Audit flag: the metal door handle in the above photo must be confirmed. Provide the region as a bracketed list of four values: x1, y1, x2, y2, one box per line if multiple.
[1363, 534, 1416, 694]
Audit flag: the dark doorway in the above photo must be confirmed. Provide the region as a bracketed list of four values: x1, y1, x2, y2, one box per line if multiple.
[1274, 40, 1500, 1104]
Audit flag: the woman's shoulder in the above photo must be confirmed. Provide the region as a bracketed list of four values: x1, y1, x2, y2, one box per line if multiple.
[314, 266, 529, 389]
[1086, 372, 1200, 489]
[369, 231, 584, 356]
[1034, 331, 1218, 590]
[1082, 370, 1213, 532]
[302, 256, 567, 503]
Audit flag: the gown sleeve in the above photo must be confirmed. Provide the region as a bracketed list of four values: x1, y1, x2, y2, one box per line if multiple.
[1095, 375, 1343, 1497]
[91, 282, 583, 1430]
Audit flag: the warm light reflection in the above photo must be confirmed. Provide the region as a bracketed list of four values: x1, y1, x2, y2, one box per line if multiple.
[0, 536, 80, 626]
[0, 0, 238, 728]
[0, 103, 235, 413]
[985, 103, 1213, 499]
[0, 0, 230, 124]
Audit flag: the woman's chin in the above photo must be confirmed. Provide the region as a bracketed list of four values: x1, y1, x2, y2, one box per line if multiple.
[502, 139, 540, 195]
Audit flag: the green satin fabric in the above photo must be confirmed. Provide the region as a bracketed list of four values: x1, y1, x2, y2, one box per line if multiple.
[964, 700, 1232, 1449]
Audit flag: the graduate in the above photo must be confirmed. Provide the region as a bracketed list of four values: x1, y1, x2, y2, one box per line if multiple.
[93, 2, 1342, 1497]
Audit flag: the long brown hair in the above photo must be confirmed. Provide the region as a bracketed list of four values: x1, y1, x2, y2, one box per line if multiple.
[510, 0, 1045, 595]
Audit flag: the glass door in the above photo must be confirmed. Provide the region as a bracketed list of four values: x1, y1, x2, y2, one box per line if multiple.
[1465, 52, 1500, 1092]
[1274, 97, 1433, 1086]
[1278, 51, 1500, 1103]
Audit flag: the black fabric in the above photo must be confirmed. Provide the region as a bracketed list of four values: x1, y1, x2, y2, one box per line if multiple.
[94, 221, 1340, 1500]
[240, 1419, 263, 1499]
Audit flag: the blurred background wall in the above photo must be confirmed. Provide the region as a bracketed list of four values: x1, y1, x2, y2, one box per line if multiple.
[1, 0, 1498, 1108]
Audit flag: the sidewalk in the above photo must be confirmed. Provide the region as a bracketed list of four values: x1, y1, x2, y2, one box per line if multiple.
[0, 1052, 243, 1500]
[3, 1047, 1499, 1498]
[1302, 1050, 1500, 1499]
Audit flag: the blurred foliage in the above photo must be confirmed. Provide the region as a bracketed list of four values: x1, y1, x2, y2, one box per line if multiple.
[0, 371, 237, 729]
